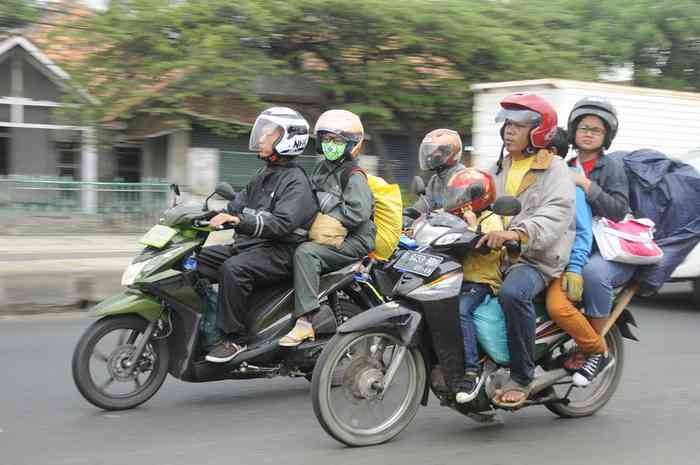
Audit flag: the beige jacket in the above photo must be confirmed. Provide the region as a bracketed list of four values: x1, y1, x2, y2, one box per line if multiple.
[489, 149, 576, 283]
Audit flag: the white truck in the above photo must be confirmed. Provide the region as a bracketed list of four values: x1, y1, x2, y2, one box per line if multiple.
[470, 78, 700, 302]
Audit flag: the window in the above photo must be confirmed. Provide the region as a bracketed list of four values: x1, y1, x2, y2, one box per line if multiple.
[56, 141, 81, 180]
[0, 127, 9, 176]
[115, 145, 141, 182]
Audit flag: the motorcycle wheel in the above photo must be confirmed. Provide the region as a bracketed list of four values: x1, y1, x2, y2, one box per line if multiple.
[546, 325, 624, 418]
[311, 330, 425, 447]
[72, 315, 169, 411]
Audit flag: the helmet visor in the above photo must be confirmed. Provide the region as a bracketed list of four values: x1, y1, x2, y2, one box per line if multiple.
[443, 181, 486, 214]
[249, 117, 284, 152]
[419, 143, 457, 171]
[495, 108, 542, 126]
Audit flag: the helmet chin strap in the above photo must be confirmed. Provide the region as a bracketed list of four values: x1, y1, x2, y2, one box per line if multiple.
[259, 149, 282, 164]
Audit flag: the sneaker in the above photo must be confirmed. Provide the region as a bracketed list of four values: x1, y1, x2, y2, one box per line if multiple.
[205, 340, 246, 363]
[279, 318, 315, 347]
[455, 371, 481, 404]
[572, 353, 614, 387]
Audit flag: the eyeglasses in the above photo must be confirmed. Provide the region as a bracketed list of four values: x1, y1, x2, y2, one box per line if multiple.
[577, 125, 605, 136]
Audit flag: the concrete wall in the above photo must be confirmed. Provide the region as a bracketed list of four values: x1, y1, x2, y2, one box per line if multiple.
[22, 57, 63, 102]
[10, 127, 56, 175]
[166, 130, 190, 186]
[0, 59, 10, 96]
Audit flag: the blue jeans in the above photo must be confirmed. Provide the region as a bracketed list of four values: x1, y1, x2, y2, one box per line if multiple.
[582, 253, 636, 318]
[459, 282, 492, 373]
[499, 264, 546, 386]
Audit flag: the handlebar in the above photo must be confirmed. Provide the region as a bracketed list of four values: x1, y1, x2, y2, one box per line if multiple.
[475, 236, 521, 255]
[193, 219, 236, 230]
[503, 239, 521, 255]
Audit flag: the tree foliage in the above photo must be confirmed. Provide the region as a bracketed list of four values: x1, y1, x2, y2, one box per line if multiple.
[55, 0, 700, 134]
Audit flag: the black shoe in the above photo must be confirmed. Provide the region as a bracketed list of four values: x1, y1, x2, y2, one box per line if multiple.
[455, 371, 481, 404]
[572, 353, 614, 387]
[205, 340, 246, 363]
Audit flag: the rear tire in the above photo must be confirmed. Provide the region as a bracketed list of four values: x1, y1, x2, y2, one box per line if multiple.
[546, 326, 624, 418]
[72, 315, 169, 411]
[311, 331, 425, 446]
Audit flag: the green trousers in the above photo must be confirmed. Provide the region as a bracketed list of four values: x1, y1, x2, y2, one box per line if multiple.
[293, 238, 368, 317]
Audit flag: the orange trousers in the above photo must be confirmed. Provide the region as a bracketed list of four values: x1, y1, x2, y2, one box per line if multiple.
[546, 277, 606, 354]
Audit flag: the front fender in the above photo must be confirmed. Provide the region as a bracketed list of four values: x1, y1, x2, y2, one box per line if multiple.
[90, 290, 162, 321]
[338, 301, 422, 346]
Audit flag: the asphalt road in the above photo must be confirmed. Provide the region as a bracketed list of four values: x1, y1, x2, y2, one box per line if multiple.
[1, 284, 698, 465]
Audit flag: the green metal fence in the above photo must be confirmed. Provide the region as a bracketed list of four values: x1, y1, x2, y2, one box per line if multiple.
[0, 176, 171, 233]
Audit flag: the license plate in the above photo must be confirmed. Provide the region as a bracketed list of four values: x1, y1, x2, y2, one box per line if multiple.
[139, 225, 177, 248]
[393, 251, 444, 277]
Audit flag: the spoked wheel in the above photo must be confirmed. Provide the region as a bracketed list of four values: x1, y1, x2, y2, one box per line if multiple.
[546, 326, 624, 418]
[311, 331, 426, 447]
[72, 315, 169, 411]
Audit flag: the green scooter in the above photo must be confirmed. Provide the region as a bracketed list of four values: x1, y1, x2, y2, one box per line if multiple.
[72, 183, 386, 411]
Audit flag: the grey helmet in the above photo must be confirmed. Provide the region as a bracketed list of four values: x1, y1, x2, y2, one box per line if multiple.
[567, 97, 619, 149]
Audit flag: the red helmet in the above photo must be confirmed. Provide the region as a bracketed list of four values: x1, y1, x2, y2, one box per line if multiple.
[443, 168, 496, 214]
[496, 93, 558, 149]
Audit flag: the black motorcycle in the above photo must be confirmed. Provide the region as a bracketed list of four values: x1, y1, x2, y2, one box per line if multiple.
[310, 194, 638, 446]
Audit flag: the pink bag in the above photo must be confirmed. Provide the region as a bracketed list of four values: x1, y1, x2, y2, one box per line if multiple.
[592, 217, 664, 265]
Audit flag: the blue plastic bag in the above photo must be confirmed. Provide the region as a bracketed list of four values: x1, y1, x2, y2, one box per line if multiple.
[473, 294, 510, 365]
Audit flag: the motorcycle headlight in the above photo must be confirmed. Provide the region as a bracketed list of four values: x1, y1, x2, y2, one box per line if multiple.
[121, 245, 187, 285]
[433, 233, 462, 246]
[121, 261, 149, 286]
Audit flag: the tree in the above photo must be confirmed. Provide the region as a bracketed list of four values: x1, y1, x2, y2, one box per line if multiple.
[0, 0, 39, 31]
[571, 0, 700, 91]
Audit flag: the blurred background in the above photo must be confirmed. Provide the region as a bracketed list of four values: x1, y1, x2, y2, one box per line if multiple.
[1, 0, 700, 234]
[0, 0, 699, 309]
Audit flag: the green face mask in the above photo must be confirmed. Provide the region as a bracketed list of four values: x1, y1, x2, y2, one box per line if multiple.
[322, 141, 347, 161]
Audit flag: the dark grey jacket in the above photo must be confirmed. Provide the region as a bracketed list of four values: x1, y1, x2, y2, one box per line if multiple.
[571, 153, 630, 222]
[311, 159, 375, 252]
[226, 163, 318, 248]
[413, 163, 466, 213]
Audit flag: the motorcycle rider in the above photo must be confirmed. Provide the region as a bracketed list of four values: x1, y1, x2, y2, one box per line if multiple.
[197, 107, 318, 363]
[478, 93, 575, 408]
[279, 109, 375, 346]
[412, 129, 466, 214]
[555, 97, 634, 385]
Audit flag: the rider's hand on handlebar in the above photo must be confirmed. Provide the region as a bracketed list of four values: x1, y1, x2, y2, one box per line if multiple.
[476, 230, 519, 250]
[210, 213, 240, 229]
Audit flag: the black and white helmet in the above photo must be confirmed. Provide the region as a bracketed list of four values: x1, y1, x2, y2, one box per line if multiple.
[567, 97, 619, 149]
[249, 107, 310, 156]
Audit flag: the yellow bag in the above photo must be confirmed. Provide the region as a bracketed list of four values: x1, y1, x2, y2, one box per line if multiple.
[339, 166, 403, 260]
[366, 174, 403, 260]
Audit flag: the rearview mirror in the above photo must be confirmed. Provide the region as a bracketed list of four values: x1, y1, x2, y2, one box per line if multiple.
[410, 176, 426, 196]
[214, 182, 237, 201]
[492, 196, 521, 217]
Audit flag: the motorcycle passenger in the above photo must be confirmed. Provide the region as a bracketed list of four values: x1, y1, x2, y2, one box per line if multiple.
[197, 107, 318, 363]
[545, 127, 609, 385]
[442, 168, 503, 404]
[412, 129, 466, 214]
[555, 97, 634, 385]
[478, 93, 576, 408]
[279, 110, 375, 346]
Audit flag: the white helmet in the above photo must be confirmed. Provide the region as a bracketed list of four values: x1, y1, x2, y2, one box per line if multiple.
[249, 107, 310, 157]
